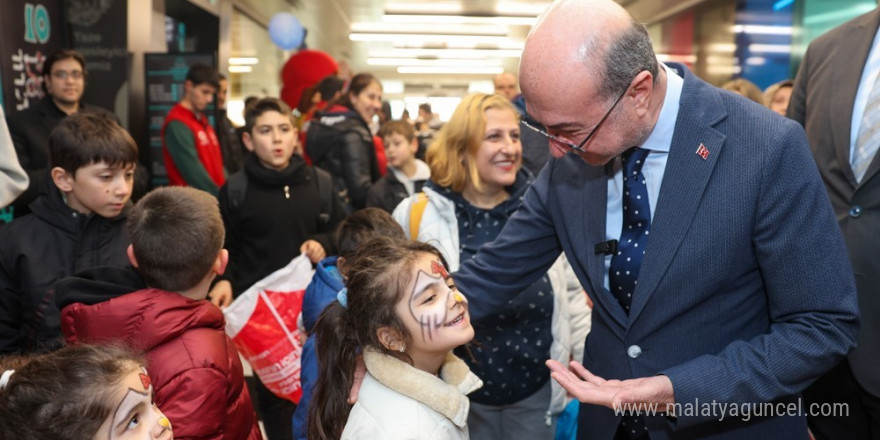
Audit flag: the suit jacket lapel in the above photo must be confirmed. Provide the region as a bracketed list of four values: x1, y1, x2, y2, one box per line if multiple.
[830, 11, 879, 186]
[629, 69, 727, 323]
[557, 154, 628, 327]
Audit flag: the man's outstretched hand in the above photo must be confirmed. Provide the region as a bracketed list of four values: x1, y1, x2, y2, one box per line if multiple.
[546, 360, 676, 411]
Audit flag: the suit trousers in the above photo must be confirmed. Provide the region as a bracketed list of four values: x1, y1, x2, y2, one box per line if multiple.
[804, 358, 880, 440]
[615, 424, 650, 440]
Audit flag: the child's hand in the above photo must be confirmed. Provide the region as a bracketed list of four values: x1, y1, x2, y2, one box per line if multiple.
[209, 280, 233, 308]
[300, 240, 326, 264]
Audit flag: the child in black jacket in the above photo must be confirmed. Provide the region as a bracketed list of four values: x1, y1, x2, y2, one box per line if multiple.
[208, 97, 345, 440]
[0, 112, 137, 354]
[366, 120, 430, 213]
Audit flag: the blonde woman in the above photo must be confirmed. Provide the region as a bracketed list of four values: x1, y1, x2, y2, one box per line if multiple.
[721, 78, 764, 104]
[763, 79, 794, 116]
[394, 93, 589, 440]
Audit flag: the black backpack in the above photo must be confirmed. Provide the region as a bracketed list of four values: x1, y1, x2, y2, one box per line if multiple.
[226, 166, 334, 225]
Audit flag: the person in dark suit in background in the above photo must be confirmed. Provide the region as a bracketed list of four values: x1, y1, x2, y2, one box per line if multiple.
[788, 8, 880, 440]
[453, 1, 859, 439]
[5, 49, 130, 219]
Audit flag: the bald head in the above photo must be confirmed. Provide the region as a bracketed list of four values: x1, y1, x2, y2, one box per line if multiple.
[517, 0, 662, 165]
[521, 0, 657, 103]
[493, 72, 519, 101]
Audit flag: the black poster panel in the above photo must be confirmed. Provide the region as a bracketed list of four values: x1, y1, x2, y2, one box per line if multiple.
[144, 52, 214, 186]
[66, 0, 129, 121]
[0, 0, 64, 112]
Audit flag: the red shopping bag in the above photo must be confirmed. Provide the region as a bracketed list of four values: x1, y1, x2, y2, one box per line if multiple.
[224, 254, 314, 403]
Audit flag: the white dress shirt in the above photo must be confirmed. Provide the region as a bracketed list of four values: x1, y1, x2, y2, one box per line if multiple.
[603, 63, 683, 291]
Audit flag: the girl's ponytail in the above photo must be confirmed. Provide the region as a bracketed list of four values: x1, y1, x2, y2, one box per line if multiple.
[308, 301, 358, 440]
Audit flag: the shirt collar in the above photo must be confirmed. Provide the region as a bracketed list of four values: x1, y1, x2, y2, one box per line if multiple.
[639, 63, 683, 153]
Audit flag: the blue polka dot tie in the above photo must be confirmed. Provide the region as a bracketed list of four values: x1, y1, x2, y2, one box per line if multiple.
[611, 148, 652, 439]
[610, 147, 651, 314]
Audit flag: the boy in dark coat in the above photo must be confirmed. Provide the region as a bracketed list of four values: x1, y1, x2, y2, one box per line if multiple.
[209, 97, 345, 440]
[0, 112, 136, 354]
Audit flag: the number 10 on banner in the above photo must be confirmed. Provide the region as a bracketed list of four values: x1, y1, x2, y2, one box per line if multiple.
[24, 3, 51, 44]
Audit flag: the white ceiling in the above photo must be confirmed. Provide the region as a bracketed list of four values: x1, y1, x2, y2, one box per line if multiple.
[233, 0, 708, 99]
[292, 0, 556, 98]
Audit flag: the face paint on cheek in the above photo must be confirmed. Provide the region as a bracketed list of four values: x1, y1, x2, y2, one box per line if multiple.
[410, 269, 452, 343]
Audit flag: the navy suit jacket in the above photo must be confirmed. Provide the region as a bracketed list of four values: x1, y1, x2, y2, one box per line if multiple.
[455, 64, 859, 440]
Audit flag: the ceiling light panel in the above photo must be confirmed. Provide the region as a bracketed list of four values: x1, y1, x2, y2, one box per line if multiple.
[369, 48, 522, 59]
[228, 57, 259, 65]
[350, 33, 515, 45]
[731, 24, 793, 35]
[351, 22, 509, 35]
[397, 66, 504, 74]
[382, 14, 538, 26]
[391, 40, 524, 50]
[368, 58, 502, 67]
[384, 3, 464, 14]
[384, 1, 551, 16]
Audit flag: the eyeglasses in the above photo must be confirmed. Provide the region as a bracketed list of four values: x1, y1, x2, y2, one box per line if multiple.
[521, 85, 629, 154]
[51, 70, 84, 80]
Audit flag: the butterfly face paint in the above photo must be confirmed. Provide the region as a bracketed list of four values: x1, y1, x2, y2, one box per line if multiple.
[95, 366, 172, 440]
[408, 258, 470, 343]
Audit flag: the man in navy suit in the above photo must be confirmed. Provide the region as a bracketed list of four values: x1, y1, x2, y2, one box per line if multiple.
[453, 1, 859, 439]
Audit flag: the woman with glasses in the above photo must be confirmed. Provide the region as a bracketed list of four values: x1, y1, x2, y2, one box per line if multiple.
[393, 93, 590, 440]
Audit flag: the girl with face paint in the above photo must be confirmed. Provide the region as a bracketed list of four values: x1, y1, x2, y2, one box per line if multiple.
[393, 93, 591, 440]
[308, 237, 482, 440]
[0, 344, 172, 440]
[93, 366, 173, 440]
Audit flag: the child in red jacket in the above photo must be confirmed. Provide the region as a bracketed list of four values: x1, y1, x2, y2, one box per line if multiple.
[57, 186, 262, 440]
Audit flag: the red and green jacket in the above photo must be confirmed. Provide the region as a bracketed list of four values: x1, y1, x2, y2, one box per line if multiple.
[161, 103, 226, 194]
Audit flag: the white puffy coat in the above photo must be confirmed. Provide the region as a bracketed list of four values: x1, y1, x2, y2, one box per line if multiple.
[342, 349, 483, 440]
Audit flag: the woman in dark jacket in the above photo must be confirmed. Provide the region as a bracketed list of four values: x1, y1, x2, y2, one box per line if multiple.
[305, 73, 383, 211]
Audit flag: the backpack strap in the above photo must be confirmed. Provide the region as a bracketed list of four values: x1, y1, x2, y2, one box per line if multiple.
[408, 192, 429, 241]
[226, 171, 248, 212]
[312, 166, 334, 225]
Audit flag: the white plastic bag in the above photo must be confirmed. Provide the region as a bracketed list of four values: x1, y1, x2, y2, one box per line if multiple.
[224, 254, 314, 403]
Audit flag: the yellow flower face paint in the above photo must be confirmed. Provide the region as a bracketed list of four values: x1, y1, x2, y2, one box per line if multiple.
[158, 416, 172, 430]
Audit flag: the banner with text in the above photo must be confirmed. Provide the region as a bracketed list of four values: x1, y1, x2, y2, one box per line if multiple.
[0, 0, 63, 113]
[66, 0, 128, 121]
